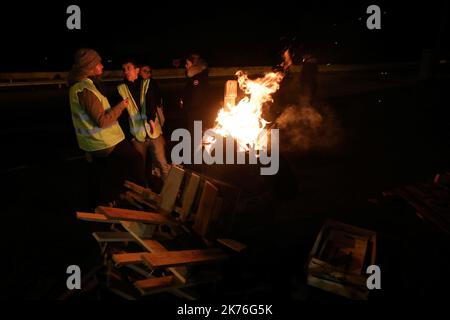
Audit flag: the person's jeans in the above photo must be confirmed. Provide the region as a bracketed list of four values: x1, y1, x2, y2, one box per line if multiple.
[131, 135, 170, 182]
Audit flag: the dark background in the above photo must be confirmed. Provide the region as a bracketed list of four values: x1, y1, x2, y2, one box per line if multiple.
[0, 1, 448, 71]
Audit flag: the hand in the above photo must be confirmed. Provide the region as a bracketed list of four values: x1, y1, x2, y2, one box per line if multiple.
[149, 119, 156, 133]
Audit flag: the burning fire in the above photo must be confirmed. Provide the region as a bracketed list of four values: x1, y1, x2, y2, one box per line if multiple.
[206, 70, 284, 151]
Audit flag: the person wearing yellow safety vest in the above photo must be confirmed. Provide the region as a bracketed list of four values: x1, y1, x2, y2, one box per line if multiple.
[115, 59, 170, 183]
[68, 49, 146, 205]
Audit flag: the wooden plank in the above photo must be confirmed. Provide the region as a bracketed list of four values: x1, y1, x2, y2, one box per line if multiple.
[92, 232, 136, 243]
[159, 165, 185, 213]
[76, 212, 118, 223]
[193, 181, 219, 237]
[134, 275, 175, 293]
[217, 238, 247, 253]
[141, 249, 228, 269]
[178, 172, 201, 222]
[112, 253, 144, 266]
[121, 221, 189, 283]
[96, 206, 177, 225]
[124, 180, 161, 203]
[126, 191, 157, 210]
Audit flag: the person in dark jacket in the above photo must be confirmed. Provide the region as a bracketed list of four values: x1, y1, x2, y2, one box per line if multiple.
[298, 49, 319, 107]
[272, 45, 319, 114]
[271, 47, 301, 118]
[179, 54, 211, 134]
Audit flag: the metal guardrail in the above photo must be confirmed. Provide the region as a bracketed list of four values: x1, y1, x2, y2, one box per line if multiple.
[0, 63, 419, 88]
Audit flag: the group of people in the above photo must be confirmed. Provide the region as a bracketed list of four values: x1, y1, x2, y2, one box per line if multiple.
[67, 46, 317, 207]
[68, 48, 210, 206]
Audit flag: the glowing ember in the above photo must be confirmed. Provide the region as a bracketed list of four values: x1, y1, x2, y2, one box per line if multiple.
[206, 70, 284, 151]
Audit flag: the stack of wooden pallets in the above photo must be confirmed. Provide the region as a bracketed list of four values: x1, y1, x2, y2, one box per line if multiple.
[76, 165, 246, 299]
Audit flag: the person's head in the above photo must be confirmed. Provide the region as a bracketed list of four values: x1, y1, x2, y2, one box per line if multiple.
[185, 54, 206, 70]
[68, 48, 103, 86]
[74, 48, 103, 76]
[185, 54, 208, 78]
[122, 59, 140, 82]
[140, 65, 152, 79]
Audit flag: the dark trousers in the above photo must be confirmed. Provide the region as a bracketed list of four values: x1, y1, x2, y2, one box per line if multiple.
[89, 139, 146, 206]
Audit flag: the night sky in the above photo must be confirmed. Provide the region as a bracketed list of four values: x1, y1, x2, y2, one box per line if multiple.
[0, 1, 448, 71]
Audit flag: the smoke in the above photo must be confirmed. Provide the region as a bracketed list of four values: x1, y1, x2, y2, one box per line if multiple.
[274, 104, 342, 152]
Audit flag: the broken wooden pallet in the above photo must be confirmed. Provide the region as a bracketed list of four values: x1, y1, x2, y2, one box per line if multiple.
[305, 220, 376, 300]
[391, 177, 450, 234]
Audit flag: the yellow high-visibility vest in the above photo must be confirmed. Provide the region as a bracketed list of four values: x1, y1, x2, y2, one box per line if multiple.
[69, 78, 125, 152]
[117, 79, 162, 142]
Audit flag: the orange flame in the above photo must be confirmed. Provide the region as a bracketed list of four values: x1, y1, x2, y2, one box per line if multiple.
[206, 70, 283, 151]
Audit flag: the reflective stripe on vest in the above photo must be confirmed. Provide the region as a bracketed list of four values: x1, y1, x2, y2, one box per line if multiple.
[69, 78, 125, 152]
[117, 79, 162, 142]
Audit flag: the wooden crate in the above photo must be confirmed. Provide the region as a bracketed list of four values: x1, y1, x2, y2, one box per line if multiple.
[305, 220, 376, 300]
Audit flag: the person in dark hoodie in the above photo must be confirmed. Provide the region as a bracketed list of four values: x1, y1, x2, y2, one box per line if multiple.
[271, 47, 302, 119]
[272, 45, 319, 114]
[298, 48, 319, 107]
[179, 54, 211, 135]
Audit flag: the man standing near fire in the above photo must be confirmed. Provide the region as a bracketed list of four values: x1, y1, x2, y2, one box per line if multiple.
[179, 54, 211, 134]
[273, 44, 319, 114]
[116, 59, 170, 183]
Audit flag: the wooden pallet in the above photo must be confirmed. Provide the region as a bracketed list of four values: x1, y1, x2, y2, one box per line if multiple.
[390, 173, 450, 234]
[76, 165, 245, 299]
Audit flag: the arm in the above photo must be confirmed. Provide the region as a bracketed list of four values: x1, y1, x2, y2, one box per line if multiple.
[78, 89, 128, 128]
